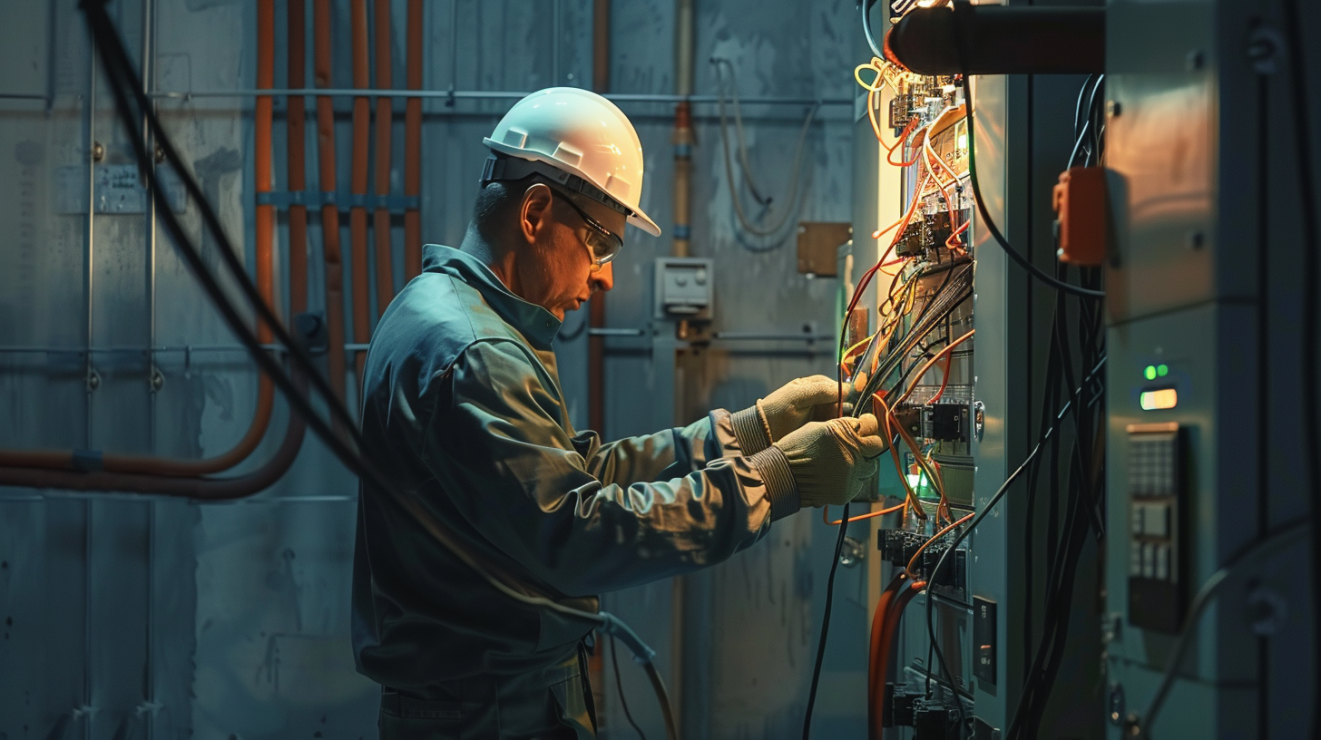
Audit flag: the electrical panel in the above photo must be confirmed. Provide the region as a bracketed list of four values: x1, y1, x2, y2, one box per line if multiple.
[847, 50, 981, 739]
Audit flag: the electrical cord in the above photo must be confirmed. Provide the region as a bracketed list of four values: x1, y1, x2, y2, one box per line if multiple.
[81, 4, 679, 737]
[1128, 518, 1310, 738]
[1278, 1, 1321, 736]
[802, 503, 851, 739]
[862, 0, 885, 59]
[712, 58, 819, 241]
[924, 356, 1107, 736]
[948, 2, 1105, 300]
[610, 635, 649, 740]
[711, 58, 774, 207]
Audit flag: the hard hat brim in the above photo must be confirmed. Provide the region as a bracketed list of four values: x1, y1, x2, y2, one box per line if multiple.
[483, 140, 662, 237]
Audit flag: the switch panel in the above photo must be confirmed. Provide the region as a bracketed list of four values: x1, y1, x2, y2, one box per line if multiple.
[972, 595, 996, 686]
[654, 258, 714, 320]
[1126, 423, 1186, 634]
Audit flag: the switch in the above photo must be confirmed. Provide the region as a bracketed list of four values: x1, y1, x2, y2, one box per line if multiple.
[1145, 504, 1170, 537]
[972, 595, 996, 685]
[1155, 545, 1170, 581]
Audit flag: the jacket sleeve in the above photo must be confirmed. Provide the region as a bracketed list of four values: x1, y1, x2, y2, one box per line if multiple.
[423, 339, 801, 598]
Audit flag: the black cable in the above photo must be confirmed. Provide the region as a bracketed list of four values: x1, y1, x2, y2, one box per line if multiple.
[83, 0, 362, 442]
[802, 503, 850, 740]
[862, 0, 884, 59]
[924, 356, 1107, 737]
[1278, 2, 1321, 736]
[948, 2, 1106, 300]
[610, 635, 648, 740]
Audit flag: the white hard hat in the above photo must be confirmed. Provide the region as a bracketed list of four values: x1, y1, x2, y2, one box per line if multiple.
[482, 87, 661, 237]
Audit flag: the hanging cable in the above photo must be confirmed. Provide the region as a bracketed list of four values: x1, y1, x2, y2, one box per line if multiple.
[712, 57, 819, 240]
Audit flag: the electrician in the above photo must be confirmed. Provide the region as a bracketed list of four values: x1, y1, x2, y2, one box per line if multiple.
[352, 87, 887, 739]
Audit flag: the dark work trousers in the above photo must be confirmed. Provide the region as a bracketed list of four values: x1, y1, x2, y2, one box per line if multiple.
[378, 644, 597, 739]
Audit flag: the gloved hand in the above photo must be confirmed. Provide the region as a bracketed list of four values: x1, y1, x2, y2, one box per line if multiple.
[773, 413, 888, 508]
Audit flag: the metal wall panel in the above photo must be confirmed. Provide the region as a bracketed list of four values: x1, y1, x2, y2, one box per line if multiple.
[0, 1, 863, 739]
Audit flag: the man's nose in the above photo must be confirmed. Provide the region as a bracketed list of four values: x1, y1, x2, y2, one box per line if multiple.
[590, 262, 614, 294]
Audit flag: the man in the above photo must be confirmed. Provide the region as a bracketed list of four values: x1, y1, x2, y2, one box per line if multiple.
[352, 87, 887, 739]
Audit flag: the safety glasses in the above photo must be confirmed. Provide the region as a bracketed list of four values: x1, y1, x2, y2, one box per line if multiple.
[557, 193, 623, 271]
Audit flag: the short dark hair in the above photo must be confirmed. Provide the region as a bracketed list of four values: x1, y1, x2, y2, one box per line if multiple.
[472, 174, 552, 241]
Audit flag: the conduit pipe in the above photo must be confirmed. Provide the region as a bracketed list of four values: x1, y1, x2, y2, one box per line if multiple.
[373, 0, 395, 315]
[314, 0, 349, 404]
[288, 0, 310, 316]
[588, 0, 610, 435]
[349, 0, 373, 382]
[0, 0, 278, 477]
[403, 0, 423, 279]
[0, 375, 308, 500]
[0, 0, 302, 485]
[671, 0, 694, 259]
[585, 0, 612, 720]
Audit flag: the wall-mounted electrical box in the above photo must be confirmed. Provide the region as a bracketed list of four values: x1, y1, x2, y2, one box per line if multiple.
[654, 257, 714, 320]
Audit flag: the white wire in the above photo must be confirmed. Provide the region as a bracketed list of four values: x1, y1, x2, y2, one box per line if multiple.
[711, 58, 819, 240]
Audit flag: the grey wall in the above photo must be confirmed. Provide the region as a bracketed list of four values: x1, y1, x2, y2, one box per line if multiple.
[0, 1, 859, 738]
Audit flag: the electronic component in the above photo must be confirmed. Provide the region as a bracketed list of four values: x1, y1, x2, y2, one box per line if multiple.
[1126, 423, 1186, 634]
[879, 529, 967, 595]
[653, 257, 713, 319]
[972, 596, 996, 685]
[885, 683, 964, 738]
[1052, 166, 1107, 266]
[924, 403, 967, 442]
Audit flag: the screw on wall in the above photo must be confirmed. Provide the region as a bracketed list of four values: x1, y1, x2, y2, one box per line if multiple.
[149, 366, 165, 392]
[153, 144, 165, 164]
[91, 141, 105, 162]
[86, 368, 101, 391]
[1108, 683, 1125, 725]
[1247, 25, 1284, 76]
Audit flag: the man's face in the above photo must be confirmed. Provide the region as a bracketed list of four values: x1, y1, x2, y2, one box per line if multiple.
[514, 185, 624, 321]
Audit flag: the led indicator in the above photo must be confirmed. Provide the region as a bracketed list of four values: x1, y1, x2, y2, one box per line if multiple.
[1157, 364, 1169, 377]
[1144, 365, 1157, 381]
[1140, 388, 1178, 411]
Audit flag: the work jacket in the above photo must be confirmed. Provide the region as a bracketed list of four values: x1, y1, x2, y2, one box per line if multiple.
[351, 243, 800, 696]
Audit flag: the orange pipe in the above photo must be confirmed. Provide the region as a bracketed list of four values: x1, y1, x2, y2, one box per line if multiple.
[314, 0, 348, 405]
[288, 0, 309, 316]
[373, 0, 395, 316]
[869, 574, 926, 739]
[350, 0, 372, 381]
[0, 0, 285, 478]
[403, 0, 423, 279]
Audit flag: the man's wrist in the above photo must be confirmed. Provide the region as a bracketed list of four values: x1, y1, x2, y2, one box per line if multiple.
[731, 405, 772, 455]
[747, 445, 801, 522]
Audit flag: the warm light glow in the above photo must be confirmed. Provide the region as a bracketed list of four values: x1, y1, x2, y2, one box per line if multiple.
[1140, 388, 1178, 411]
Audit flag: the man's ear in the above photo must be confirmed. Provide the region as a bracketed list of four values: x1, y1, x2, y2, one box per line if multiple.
[518, 182, 554, 245]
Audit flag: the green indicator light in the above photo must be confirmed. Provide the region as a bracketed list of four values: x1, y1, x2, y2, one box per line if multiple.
[1157, 364, 1169, 377]
[1144, 365, 1157, 381]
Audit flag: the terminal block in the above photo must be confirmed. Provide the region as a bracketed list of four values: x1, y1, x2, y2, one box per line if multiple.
[885, 683, 963, 739]
[878, 530, 967, 593]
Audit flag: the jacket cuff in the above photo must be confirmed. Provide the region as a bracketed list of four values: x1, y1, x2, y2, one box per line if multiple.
[731, 406, 772, 455]
[747, 446, 801, 522]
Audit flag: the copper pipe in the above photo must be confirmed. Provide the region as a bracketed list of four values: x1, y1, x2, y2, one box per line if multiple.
[403, 0, 423, 280]
[0, 375, 307, 500]
[288, 0, 310, 316]
[315, 0, 348, 404]
[373, 0, 395, 316]
[587, 0, 609, 436]
[586, 0, 611, 718]
[0, 0, 288, 479]
[350, 0, 372, 381]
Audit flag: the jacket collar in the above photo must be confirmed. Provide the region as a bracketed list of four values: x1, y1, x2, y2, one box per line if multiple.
[422, 243, 563, 348]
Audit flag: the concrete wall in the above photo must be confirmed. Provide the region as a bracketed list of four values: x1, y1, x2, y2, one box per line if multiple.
[0, 1, 861, 738]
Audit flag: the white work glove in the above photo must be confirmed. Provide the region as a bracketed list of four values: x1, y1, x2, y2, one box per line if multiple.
[731, 375, 848, 454]
[773, 413, 888, 508]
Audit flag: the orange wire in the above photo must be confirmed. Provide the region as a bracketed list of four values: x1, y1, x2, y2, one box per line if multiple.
[874, 394, 928, 519]
[895, 329, 976, 408]
[905, 511, 975, 575]
[824, 500, 907, 526]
